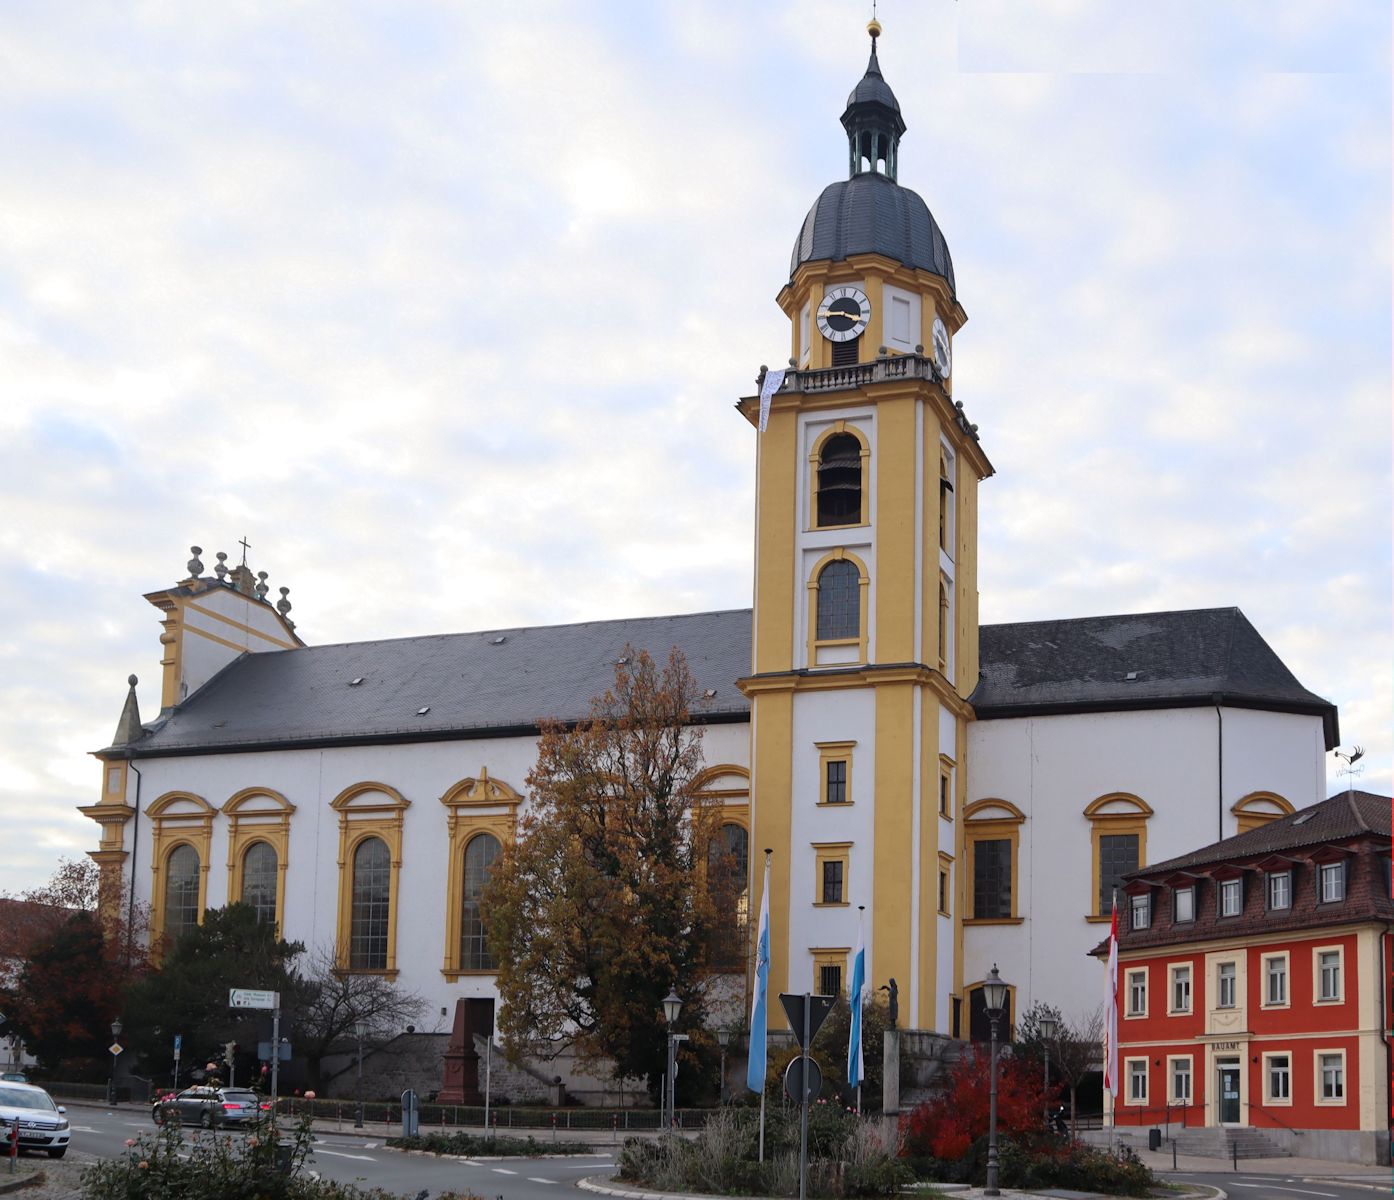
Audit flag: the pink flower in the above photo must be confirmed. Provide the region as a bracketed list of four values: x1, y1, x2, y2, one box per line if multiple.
[125, 1139, 136, 1147]
[138, 1161, 149, 1170]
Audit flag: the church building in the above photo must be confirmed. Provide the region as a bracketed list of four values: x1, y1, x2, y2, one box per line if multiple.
[81, 25, 1340, 1081]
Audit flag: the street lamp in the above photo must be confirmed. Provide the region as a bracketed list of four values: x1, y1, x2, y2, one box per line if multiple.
[662, 990, 682, 1131]
[982, 966, 1009, 1198]
[715, 1028, 731, 1105]
[1038, 1013, 1059, 1130]
[108, 1018, 124, 1106]
[354, 1020, 365, 1129]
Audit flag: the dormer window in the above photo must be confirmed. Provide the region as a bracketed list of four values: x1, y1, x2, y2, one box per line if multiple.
[1219, 878, 1242, 917]
[1173, 885, 1195, 923]
[816, 432, 864, 527]
[1319, 862, 1346, 903]
[1130, 893, 1150, 930]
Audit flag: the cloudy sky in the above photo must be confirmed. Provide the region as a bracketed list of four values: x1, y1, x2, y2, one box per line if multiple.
[2, 1, 1389, 892]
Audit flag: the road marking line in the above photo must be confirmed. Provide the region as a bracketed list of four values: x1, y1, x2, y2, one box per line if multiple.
[1266, 1190, 1337, 1198]
[492, 1167, 518, 1175]
[70, 1126, 99, 1133]
[314, 1149, 377, 1161]
[527, 1178, 557, 1185]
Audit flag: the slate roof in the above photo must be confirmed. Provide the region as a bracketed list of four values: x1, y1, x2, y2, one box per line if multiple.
[790, 173, 956, 293]
[1134, 790, 1391, 877]
[104, 605, 1338, 758]
[969, 607, 1338, 747]
[845, 48, 901, 114]
[119, 609, 753, 757]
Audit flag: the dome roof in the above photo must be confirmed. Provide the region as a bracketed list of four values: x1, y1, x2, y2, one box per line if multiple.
[789, 172, 956, 294]
[845, 50, 900, 114]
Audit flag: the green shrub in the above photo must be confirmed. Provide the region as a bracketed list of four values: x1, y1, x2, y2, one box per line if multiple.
[81, 1114, 482, 1200]
[617, 1107, 905, 1198]
[388, 1131, 592, 1156]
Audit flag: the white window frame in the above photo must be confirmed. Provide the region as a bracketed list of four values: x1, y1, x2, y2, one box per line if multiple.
[1168, 1055, 1193, 1104]
[1263, 1052, 1292, 1105]
[1216, 960, 1237, 1009]
[1262, 952, 1289, 1008]
[1314, 945, 1344, 1004]
[1319, 862, 1346, 903]
[1173, 885, 1195, 923]
[1314, 1049, 1346, 1106]
[1125, 1057, 1148, 1105]
[1219, 878, 1242, 917]
[1266, 870, 1291, 910]
[1130, 892, 1150, 930]
[1169, 963, 1192, 1014]
[1126, 967, 1148, 1018]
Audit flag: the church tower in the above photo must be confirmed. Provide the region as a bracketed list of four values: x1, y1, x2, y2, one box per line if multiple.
[741, 23, 993, 1033]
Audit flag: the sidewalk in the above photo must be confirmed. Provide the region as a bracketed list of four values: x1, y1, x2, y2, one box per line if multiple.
[1132, 1143, 1392, 1181]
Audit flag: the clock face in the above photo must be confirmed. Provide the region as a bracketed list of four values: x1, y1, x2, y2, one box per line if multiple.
[931, 317, 951, 378]
[816, 286, 871, 343]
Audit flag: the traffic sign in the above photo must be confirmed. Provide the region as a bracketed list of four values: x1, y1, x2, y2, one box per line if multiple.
[173, 1035, 182, 1053]
[779, 993, 835, 1048]
[108, 1042, 124, 1056]
[783, 1055, 822, 1103]
[229, 989, 279, 1010]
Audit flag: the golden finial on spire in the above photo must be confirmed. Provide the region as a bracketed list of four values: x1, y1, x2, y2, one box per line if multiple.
[868, 17, 882, 44]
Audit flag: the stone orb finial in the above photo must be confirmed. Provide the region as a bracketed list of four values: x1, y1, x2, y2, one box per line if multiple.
[214, 551, 229, 581]
[187, 546, 204, 577]
[127, 674, 138, 688]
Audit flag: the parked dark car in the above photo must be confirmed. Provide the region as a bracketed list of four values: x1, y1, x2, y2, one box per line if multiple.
[152, 1086, 264, 1128]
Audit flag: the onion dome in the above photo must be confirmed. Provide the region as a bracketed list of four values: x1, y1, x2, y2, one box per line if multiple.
[789, 22, 956, 297]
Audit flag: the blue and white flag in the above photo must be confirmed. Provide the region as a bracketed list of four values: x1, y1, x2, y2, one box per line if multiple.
[847, 909, 866, 1089]
[757, 368, 786, 433]
[746, 853, 772, 1092]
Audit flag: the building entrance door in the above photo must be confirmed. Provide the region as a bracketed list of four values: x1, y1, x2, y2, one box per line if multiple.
[1217, 1062, 1241, 1124]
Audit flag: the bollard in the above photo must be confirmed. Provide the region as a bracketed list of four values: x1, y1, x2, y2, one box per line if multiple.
[1172, 1140, 1176, 1170]
[551, 1111, 557, 1143]
[1232, 1139, 1237, 1172]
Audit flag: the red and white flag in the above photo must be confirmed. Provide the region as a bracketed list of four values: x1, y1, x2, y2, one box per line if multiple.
[1102, 894, 1119, 1097]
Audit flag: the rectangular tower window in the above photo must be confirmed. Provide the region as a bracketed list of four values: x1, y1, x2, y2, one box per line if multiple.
[1217, 961, 1237, 1009]
[820, 962, 843, 996]
[1266, 871, 1291, 910]
[825, 760, 847, 804]
[813, 843, 851, 907]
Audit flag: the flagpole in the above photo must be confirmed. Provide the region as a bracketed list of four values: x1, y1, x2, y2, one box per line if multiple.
[848, 906, 866, 1116]
[748, 849, 773, 1163]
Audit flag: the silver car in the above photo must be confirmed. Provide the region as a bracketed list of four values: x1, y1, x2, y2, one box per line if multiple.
[0, 1082, 71, 1159]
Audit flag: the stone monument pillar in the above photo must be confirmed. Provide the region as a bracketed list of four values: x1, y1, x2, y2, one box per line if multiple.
[438, 999, 482, 1104]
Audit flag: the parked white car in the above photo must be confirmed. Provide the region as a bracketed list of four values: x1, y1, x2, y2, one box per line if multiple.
[0, 1082, 71, 1158]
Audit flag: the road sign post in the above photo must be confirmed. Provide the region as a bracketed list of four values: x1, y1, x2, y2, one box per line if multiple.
[777, 992, 833, 1200]
[173, 1035, 182, 1090]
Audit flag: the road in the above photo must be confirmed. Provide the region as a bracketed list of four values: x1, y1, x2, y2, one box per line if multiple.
[1170, 1172, 1387, 1200]
[57, 1104, 617, 1200]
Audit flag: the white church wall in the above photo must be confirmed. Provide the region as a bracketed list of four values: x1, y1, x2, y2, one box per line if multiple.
[787, 688, 876, 994]
[124, 719, 753, 1020]
[964, 705, 1327, 1025]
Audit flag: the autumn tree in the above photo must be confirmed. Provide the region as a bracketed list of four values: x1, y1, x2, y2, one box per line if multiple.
[291, 944, 425, 1090]
[2, 911, 125, 1075]
[903, 1048, 1049, 1164]
[484, 647, 734, 1102]
[0, 858, 149, 1075]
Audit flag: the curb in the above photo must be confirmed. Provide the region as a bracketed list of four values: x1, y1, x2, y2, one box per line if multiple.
[384, 1146, 612, 1163]
[0, 1169, 45, 1196]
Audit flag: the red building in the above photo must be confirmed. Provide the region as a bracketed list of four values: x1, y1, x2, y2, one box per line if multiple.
[1106, 789, 1392, 1164]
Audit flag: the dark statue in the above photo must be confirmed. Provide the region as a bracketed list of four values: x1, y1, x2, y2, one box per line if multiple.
[879, 978, 899, 1028]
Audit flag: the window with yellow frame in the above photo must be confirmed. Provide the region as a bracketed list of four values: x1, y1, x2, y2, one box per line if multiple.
[811, 947, 850, 998]
[813, 842, 851, 906]
[1231, 791, 1295, 834]
[440, 769, 520, 979]
[816, 741, 855, 806]
[806, 549, 869, 667]
[938, 755, 954, 819]
[1084, 794, 1153, 921]
[963, 799, 1024, 924]
[223, 787, 295, 936]
[331, 782, 410, 976]
[147, 791, 215, 950]
[937, 851, 953, 916]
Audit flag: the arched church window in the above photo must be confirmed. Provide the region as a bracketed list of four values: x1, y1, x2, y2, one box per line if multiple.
[816, 559, 861, 641]
[706, 823, 749, 969]
[163, 843, 201, 942]
[460, 833, 502, 971]
[349, 837, 391, 970]
[939, 447, 954, 552]
[816, 433, 864, 527]
[240, 841, 278, 926]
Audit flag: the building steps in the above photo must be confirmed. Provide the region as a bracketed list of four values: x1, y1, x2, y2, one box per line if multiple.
[1170, 1126, 1289, 1159]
